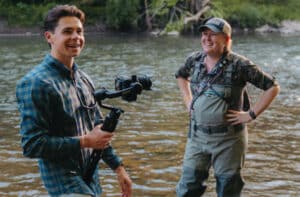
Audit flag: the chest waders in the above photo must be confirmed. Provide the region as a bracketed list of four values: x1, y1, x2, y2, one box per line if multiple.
[189, 53, 250, 132]
[176, 53, 248, 197]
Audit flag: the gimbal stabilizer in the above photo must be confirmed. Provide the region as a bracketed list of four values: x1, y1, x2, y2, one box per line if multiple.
[83, 82, 143, 184]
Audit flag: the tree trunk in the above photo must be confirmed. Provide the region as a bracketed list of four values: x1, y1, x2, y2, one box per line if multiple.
[144, 0, 152, 31]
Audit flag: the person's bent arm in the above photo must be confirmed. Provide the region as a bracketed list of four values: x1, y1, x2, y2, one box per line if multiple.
[16, 78, 83, 160]
[177, 77, 193, 111]
[226, 84, 280, 124]
[79, 125, 113, 149]
[250, 84, 280, 117]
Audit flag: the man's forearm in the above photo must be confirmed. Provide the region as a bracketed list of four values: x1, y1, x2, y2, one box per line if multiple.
[177, 77, 192, 110]
[252, 85, 280, 117]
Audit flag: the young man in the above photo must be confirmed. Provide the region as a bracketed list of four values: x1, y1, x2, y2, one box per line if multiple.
[16, 5, 132, 196]
[175, 17, 280, 196]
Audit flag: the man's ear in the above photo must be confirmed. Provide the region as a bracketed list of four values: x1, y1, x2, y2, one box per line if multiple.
[44, 31, 52, 45]
[225, 35, 231, 43]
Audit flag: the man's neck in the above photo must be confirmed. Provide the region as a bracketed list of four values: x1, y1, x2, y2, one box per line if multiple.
[51, 52, 74, 70]
[204, 51, 225, 72]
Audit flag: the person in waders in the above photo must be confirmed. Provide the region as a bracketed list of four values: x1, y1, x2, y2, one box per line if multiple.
[16, 5, 132, 197]
[175, 17, 280, 197]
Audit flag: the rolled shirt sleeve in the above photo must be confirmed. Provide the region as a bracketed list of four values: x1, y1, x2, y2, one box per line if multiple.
[175, 52, 201, 79]
[239, 58, 278, 90]
[102, 146, 122, 170]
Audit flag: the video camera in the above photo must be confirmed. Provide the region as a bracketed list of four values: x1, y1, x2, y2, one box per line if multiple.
[93, 81, 143, 132]
[115, 75, 152, 101]
[83, 74, 152, 184]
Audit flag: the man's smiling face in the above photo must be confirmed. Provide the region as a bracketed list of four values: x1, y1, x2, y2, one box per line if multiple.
[45, 16, 85, 65]
[201, 28, 227, 56]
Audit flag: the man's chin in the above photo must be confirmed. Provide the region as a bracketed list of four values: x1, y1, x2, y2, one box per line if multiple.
[70, 51, 81, 57]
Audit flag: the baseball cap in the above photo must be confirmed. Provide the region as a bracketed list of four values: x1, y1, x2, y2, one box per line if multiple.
[199, 17, 232, 37]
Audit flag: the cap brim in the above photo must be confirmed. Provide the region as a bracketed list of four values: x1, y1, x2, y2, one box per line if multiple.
[199, 24, 222, 33]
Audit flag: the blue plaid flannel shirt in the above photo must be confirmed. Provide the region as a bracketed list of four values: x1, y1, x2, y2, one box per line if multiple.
[16, 54, 122, 196]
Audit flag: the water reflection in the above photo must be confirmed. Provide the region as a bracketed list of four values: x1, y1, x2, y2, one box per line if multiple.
[0, 34, 299, 196]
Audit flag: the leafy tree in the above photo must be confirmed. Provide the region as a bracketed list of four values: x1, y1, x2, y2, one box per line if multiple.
[105, 0, 139, 31]
[139, 0, 211, 34]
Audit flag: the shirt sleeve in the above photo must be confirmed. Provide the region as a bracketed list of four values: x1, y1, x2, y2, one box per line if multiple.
[101, 146, 122, 170]
[175, 52, 198, 79]
[239, 59, 278, 90]
[16, 77, 81, 161]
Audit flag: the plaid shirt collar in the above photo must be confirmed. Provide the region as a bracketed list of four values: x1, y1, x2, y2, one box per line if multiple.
[45, 54, 78, 78]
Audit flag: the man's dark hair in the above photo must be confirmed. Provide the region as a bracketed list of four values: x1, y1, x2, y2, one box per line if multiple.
[43, 5, 85, 32]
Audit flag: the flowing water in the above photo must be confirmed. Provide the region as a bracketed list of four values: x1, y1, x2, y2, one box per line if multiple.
[0, 33, 299, 196]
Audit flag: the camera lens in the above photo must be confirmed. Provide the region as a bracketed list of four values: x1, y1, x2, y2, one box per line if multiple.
[137, 76, 152, 90]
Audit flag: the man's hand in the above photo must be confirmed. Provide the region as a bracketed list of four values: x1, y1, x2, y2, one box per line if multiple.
[80, 125, 114, 149]
[115, 165, 132, 197]
[225, 110, 252, 125]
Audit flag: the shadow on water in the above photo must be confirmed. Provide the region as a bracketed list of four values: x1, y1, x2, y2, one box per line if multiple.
[0, 34, 299, 196]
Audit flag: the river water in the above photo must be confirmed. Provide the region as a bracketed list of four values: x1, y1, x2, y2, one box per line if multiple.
[0, 34, 299, 197]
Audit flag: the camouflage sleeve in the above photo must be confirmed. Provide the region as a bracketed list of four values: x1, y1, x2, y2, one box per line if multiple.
[240, 59, 278, 90]
[175, 52, 198, 79]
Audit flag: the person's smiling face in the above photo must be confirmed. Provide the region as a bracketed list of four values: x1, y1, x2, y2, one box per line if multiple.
[45, 16, 85, 67]
[201, 28, 227, 57]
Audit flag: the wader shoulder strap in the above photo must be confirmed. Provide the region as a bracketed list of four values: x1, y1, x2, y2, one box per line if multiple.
[207, 62, 234, 103]
[207, 61, 251, 111]
[190, 54, 227, 110]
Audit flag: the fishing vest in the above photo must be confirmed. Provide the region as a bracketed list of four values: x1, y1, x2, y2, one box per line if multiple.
[190, 52, 249, 126]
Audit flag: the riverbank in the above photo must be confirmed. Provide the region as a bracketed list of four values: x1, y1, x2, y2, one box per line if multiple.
[254, 20, 300, 35]
[1, 20, 300, 36]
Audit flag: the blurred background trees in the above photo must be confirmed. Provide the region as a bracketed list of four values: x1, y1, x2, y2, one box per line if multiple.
[0, 0, 299, 34]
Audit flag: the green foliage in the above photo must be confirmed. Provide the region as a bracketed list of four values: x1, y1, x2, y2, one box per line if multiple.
[164, 16, 184, 32]
[213, 0, 300, 28]
[148, 0, 186, 32]
[105, 0, 139, 31]
[228, 3, 264, 28]
[0, 2, 55, 27]
[80, 5, 106, 25]
[0, 0, 299, 31]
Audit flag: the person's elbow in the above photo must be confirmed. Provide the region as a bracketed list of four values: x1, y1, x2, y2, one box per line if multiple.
[176, 76, 190, 84]
[21, 137, 44, 158]
[271, 84, 280, 97]
[22, 144, 38, 158]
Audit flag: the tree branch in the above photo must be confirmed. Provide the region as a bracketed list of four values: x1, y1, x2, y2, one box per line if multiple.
[184, 5, 210, 24]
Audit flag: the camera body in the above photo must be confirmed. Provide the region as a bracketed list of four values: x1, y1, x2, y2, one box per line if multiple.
[115, 75, 152, 101]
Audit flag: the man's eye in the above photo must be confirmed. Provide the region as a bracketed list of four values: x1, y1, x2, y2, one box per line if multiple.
[64, 30, 73, 34]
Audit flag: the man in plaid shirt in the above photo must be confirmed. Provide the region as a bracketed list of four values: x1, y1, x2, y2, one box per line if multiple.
[16, 5, 132, 197]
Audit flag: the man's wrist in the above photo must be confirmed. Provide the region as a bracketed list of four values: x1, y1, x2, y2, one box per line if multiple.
[115, 163, 125, 173]
[80, 135, 87, 147]
[249, 110, 257, 120]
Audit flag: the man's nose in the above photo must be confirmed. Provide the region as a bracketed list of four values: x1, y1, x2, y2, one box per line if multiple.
[71, 31, 80, 38]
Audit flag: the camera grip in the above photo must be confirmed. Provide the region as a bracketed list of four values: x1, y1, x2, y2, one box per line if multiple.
[101, 108, 123, 132]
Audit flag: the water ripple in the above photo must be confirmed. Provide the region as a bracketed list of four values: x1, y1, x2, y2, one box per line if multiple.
[1, 34, 299, 196]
